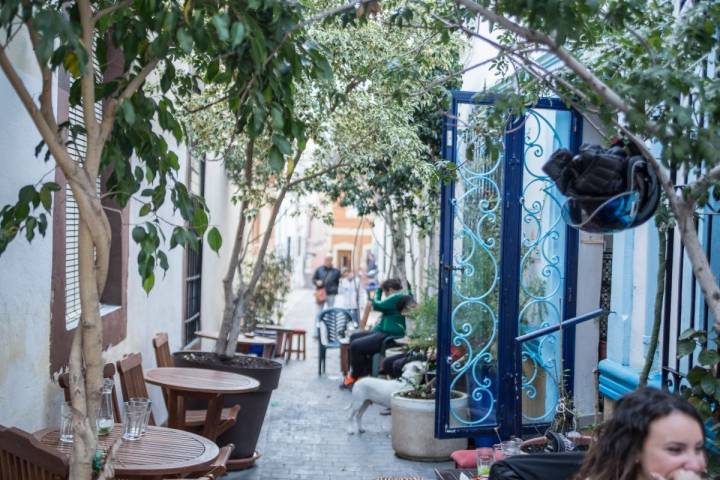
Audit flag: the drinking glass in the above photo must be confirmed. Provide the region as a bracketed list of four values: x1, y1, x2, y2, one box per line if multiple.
[501, 439, 521, 457]
[59, 402, 74, 444]
[122, 403, 145, 441]
[476, 449, 494, 478]
[128, 398, 152, 435]
[492, 443, 505, 461]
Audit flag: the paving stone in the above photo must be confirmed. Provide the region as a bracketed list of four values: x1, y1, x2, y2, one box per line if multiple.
[224, 289, 454, 480]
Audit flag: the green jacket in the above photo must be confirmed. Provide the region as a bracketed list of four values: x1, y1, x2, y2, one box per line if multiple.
[372, 289, 407, 337]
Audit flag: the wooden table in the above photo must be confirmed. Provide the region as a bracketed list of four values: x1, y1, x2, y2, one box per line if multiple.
[36, 425, 219, 479]
[145, 367, 259, 440]
[195, 330, 277, 359]
[434, 469, 477, 479]
[256, 324, 298, 358]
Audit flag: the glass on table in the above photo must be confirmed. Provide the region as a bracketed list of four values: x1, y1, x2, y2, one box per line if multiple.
[59, 402, 74, 444]
[128, 397, 152, 434]
[475, 448, 494, 478]
[122, 402, 146, 441]
[492, 443, 504, 461]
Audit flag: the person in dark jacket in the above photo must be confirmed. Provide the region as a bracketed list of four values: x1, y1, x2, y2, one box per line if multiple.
[341, 279, 410, 388]
[313, 254, 341, 312]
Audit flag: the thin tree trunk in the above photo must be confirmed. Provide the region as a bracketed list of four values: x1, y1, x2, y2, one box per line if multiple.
[407, 224, 418, 295]
[640, 227, 667, 387]
[217, 140, 255, 355]
[388, 208, 409, 288]
[418, 233, 427, 301]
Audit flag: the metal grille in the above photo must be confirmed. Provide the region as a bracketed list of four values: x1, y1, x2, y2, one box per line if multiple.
[64, 53, 103, 330]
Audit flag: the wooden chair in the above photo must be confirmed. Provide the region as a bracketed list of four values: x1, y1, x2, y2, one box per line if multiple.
[149, 337, 242, 435]
[0, 425, 69, 479]
[152, 333, 174, 368]
[173, 443, 234, 480]
[58, 363, 121, 423]
[116, 353, 157, 426]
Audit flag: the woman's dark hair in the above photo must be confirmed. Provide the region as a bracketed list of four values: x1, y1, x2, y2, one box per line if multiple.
[396, 295, 415, 313]
[576, 387, 704, 480]
[380, 278, 403, 292]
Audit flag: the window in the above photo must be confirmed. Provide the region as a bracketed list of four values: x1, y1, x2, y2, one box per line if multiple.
[183, 156, 205, 347]
[50, 43, 128, 373]
[64, 99, 104, 330]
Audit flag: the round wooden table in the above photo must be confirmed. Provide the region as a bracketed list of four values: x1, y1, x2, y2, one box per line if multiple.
[35, 425, 218, 479]
[145, 367, 259, 441]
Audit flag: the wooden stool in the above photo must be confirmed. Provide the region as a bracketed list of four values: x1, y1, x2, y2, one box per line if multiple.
[284, 328, 306, 361]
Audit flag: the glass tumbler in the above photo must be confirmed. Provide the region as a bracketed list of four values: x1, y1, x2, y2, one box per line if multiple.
[128, 398, 152, 434]
[122, 403, 145, 441]
[59, 402, 74, 444]
[476, 448, 494, 478]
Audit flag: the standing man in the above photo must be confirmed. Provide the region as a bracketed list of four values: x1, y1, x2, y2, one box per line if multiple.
[313, 254, 341, 313]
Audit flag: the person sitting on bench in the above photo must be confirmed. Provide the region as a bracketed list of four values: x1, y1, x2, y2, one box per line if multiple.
[341, 279, 410, 388]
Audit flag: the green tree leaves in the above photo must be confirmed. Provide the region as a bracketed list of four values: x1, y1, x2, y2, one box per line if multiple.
[0, 182, 58, 254]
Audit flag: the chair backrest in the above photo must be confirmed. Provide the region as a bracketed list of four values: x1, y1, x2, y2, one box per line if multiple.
[116, 353, 155, 426]
[318, 308, 353, 345]
[152, 332, 174, 368]
[0, 426, 69, 479]
[57, 363, 121, 423]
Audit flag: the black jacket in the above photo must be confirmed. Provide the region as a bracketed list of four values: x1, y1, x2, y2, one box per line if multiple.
[312, 266, 341, 295]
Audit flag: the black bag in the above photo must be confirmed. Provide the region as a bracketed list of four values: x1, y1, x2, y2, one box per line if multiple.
[543, 140, 660, 233]
[489, 452, 585, 480]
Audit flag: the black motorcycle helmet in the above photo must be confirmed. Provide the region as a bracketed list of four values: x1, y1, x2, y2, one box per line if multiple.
[543, 140, 660, 233]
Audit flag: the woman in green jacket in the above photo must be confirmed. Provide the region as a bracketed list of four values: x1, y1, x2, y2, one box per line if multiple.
[342, 278, 409, 387]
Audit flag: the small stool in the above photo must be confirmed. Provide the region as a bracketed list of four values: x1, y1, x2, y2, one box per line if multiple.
[284, 328, 306, 361]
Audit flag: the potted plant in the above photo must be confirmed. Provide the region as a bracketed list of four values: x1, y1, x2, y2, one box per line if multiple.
[173, 254, 290, 468]
[390, 297, 468, 461]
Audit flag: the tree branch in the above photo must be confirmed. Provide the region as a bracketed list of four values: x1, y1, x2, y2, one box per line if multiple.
[286, 160, 350, 189]
[21, 0, 58, 135]
[99, 59, 160, 146]
[0, 48, 80, 179]
[93, 0, 133, 22]
[455, 0, 630, 115]
[78, 0, 101, 176]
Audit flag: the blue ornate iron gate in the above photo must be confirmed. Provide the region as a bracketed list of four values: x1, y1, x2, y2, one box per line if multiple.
[436, 92, 582, 442]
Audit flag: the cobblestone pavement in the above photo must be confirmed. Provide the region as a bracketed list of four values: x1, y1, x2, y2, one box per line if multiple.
[226, 289, 453, 480]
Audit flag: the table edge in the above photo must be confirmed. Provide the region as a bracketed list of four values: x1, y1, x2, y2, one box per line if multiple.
[144, 367, 261, 394]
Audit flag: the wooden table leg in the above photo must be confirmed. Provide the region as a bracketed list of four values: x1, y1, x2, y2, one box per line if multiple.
[262, 344, 274, 359]
[167, 390, 182, 429]
[202, 394, 224, 441]
[275, 332, 286, 357]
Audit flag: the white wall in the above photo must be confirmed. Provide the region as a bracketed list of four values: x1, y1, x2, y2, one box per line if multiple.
[200, 160, 239, 337]
[0, 31, 57, 432]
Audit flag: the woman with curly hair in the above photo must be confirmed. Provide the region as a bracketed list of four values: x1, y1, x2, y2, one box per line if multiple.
[576, 387, 706, 480]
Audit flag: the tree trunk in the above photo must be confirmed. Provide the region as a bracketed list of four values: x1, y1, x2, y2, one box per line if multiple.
[387, 208, 409, 288]
[640, 227, 667, 387]
[216, 141, 254, 355]
[417, 233, 427, 302]
[407, 224, 418, 296]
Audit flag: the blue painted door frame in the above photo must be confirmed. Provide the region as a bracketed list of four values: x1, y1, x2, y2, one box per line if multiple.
[435, 91, 582, 441]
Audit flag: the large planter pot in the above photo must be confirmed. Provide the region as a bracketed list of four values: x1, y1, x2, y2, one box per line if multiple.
[173, 351, 282, 465]
[391, 391, 468, 461]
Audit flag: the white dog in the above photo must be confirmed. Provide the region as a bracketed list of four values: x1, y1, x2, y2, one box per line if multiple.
[346, 360, 425, 435]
